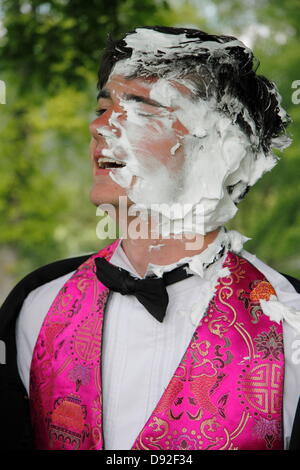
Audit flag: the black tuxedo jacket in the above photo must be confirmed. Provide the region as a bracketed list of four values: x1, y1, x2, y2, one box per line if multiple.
[0, 254, 300, 450]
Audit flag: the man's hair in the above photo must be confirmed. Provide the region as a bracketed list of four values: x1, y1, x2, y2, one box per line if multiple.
[97, 25, 290, 155]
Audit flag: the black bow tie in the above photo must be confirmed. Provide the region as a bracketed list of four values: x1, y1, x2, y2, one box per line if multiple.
[94, 257, 194, 323]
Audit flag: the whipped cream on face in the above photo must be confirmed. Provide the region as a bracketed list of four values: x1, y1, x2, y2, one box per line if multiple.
[97, 29, 291, 237]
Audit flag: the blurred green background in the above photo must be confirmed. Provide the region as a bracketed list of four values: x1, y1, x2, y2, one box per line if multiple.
[0, 0, 299, 303]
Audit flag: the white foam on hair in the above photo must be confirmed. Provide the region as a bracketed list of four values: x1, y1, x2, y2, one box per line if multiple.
[113, 28, 253, 77]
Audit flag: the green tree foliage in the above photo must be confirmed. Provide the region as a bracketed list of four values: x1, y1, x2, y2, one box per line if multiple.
[1, 0, 170, 91]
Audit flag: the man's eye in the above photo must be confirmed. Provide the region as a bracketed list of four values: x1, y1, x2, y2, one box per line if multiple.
[136, 112, 156, 117]
[95, 108, 106, 117]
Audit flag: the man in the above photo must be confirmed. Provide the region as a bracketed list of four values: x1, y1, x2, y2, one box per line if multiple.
[1, 26, 300, 451]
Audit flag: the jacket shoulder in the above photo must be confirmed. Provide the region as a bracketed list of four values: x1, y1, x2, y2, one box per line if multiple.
[0, 254, 94, 334]
[280, 272, 300, 294]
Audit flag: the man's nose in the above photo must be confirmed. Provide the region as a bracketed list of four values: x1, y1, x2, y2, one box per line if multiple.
[89, 109, 124, 140]
[89, 114, 109, 140]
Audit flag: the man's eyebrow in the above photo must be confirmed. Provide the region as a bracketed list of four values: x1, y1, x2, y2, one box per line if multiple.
[96, 89, 111, 101]
[96, 89, 165, 108]
[123, 93, 164, 107]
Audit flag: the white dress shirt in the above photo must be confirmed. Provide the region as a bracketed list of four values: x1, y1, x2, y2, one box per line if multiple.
[16, 238, 300, 450]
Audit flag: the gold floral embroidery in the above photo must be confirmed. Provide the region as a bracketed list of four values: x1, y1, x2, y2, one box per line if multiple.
[250, 281, 276, 302]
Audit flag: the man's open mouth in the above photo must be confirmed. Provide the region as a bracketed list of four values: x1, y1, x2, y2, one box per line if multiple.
[97, 157, 126, 169]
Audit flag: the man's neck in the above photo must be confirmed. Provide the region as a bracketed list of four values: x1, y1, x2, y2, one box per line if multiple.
[120, 228, 221, 277]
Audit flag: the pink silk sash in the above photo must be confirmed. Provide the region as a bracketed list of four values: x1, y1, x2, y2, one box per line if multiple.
[29, 241, 284, 450]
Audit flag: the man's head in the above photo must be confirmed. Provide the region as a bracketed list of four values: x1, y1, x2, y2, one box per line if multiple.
[89, 26, 291, 235]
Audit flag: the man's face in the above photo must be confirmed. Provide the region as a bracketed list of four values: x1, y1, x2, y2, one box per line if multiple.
[89, 73, 190, 207]
[89, 69, 257, 235]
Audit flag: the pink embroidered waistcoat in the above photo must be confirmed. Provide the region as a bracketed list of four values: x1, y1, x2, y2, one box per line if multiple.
[29, 240, 284, 450]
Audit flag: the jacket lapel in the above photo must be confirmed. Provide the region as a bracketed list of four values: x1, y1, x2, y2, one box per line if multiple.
[289, 397, 300, 449]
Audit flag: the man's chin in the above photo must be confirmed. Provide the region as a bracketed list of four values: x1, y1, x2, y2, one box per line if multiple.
[89, 187, 132, 208]
[89, 193, 119, 208]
